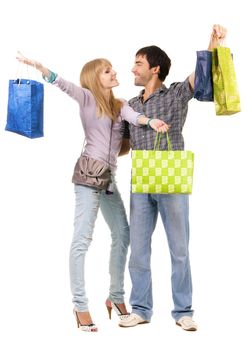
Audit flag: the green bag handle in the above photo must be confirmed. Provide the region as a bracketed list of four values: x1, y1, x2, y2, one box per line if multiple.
[154, 132, 172, 151]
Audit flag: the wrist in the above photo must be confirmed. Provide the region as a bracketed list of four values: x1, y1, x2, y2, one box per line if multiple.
[42, 70, 58, 84]
[147, 118, 153, 129]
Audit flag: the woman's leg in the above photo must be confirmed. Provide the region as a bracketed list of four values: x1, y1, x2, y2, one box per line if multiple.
[70, 185, 101, 312]
[100, 183, 130, 304]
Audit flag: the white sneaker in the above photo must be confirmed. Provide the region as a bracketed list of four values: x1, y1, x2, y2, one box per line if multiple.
[119, 313, 149, 327]
[176, 316, 197, 331]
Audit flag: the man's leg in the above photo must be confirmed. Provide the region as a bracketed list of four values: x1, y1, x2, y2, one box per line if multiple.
[157, 194, 194, 321]
[128, 193, 158, 322]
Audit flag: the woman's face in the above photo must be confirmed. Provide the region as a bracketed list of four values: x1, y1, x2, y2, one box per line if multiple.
[99, 65, 119, 90]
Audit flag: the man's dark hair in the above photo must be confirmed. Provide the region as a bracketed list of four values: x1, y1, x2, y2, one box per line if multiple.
[136, 45, 171, 82]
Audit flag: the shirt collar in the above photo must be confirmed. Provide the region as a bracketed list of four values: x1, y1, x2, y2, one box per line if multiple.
[138, 84, 168, 102]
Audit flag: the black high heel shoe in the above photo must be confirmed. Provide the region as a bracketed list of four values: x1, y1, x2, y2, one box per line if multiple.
[105, 299, 130, 320]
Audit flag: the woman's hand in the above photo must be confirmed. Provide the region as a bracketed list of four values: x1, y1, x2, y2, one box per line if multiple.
[16, 51, 41, 69]
[16, 51, 50, 77]
[149, 119, 170, 133]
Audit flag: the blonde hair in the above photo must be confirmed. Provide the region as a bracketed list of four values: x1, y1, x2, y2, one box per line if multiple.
[80, 58, 122, 121]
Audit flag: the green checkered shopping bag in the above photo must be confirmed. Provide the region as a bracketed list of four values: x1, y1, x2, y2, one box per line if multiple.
[212, 47, 241, 115]
[132, 133, 194, 194]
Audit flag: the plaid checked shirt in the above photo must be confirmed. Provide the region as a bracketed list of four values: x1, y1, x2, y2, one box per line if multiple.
[125, 78, 193, 150]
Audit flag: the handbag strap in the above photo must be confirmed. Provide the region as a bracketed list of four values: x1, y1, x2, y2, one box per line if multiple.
[154, 132, 172, 151]
[82, 120, 113, 165]
[107, 121, 113, 166]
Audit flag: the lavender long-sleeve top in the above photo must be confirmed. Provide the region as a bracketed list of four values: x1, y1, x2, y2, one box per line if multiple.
[53, 76, 141, 171]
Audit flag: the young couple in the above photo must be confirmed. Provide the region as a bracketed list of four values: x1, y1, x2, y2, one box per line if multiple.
[17, 23, 226, 333]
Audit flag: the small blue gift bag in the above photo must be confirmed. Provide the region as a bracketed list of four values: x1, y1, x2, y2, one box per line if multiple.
[194, 50, 213, 101]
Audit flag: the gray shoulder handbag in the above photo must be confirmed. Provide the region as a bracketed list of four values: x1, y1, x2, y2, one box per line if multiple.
[72, 122, 112, 190]
[72, 156, 111, 190]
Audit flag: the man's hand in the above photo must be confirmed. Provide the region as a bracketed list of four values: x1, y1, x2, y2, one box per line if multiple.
[189, 24, 227, 90]
[208, 24, 227, 51]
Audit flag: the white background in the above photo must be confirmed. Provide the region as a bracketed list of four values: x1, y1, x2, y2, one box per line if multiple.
[0, 0, 247, 349]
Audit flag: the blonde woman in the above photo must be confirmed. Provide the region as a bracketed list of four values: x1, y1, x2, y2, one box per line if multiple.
[16, 52, 169, 332]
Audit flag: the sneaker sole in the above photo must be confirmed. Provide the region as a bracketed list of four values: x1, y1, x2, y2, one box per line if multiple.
[119, 321, 149, 328]
[176, 322, 197, 331]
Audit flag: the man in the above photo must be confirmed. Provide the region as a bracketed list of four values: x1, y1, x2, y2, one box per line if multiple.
[119, 24, 227, 331]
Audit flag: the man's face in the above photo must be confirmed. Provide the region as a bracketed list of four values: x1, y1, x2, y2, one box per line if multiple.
[131, 55, 154, 86]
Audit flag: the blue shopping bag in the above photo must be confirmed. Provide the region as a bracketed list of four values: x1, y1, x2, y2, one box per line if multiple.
[5, 79, 44, 138]
[194, 50, 213, 101]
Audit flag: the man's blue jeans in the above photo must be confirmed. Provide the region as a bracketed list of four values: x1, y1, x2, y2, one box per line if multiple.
[129, 193, 193, 321]
[70, 183, 129, 312]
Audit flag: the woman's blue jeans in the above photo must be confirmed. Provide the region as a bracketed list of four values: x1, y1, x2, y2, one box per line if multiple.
[70, 183, 129, 312]
[129, 193, 193, 321]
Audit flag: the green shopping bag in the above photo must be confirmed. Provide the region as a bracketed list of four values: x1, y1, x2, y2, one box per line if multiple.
[212, 47, 241, 115]
[132, 133, 194, 194]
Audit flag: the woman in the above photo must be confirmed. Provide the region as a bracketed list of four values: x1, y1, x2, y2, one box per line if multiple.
[16, 52, 169, 332]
